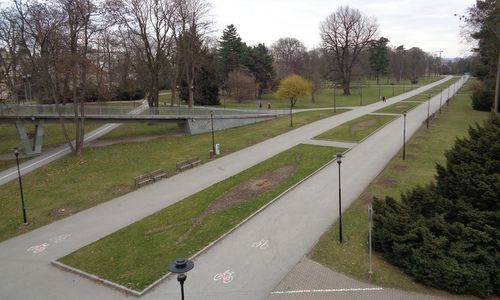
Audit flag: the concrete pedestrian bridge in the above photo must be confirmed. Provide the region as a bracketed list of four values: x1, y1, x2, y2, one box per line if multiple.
[0, 103, 285, 154]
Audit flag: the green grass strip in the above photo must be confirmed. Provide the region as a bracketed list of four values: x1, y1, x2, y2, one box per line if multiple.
[376, 101, 421, 114]
[0, 110, 337, 242]
[59, 144, 344, 291]
[315, 114, 397, 142]
[309, 79, 490, 294]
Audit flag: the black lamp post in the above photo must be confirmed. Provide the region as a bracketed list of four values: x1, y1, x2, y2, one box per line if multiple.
[168, 258, 194, 300]
[27, 74, 32, 102]
[333, 84, 336, 113]
[289, 97, 293, 127]
[360, 85, 363, 106]
[22, 75, 28, 103]
[336, 153, 343, 244]
[426, 93, 430, 129]
[14, 148, 28, 225]
[439, 88, 443, 113]
[176, 85, 180, 114]
[447, 85, 450, 106]
[402, 111, 407, 160]
[210, 111, 215, 156]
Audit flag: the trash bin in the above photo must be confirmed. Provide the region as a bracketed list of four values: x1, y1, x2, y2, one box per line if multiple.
[209, 149, 215, 159]
[215, 144, 220, 155]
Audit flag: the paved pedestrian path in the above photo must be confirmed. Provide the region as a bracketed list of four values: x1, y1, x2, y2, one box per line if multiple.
[266, 257, 464, 300]
[302, 139, 358, 149]
[0, 76, 464, 299]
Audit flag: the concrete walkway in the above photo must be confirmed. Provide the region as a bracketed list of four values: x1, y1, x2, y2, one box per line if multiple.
[144, 76, 466, 300]
[0, 76, 464, 299]
[266, 257, 465, 300]
[302, 139, 358, 149]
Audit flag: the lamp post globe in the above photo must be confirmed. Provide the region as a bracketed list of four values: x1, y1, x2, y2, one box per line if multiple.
[168, 258, 194, 300]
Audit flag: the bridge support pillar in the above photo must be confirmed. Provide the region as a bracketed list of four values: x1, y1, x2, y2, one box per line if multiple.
[32, 119, 44, 153]
[14, 119, 44, 155]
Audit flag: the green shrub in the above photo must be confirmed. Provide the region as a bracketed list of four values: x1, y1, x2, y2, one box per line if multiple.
[373, 118, 500, 297]
[471, 87, 494, 111]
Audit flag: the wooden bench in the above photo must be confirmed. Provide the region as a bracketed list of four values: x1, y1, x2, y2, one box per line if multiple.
[187, 157, 202, 167]
[150, 169, 168, 182]
[135, 174, 153, 188]
[176, 157, 202, 172]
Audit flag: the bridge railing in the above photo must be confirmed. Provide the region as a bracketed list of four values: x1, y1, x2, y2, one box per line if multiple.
[0, 103, 289, 117]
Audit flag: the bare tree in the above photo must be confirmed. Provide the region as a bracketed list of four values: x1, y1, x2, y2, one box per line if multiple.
[109, 0, 176, 108]
[320, 6, 378, 95]
[225, 67, 258, 102]
[173, 0, 212, 107]
[271, 37, 307, 80]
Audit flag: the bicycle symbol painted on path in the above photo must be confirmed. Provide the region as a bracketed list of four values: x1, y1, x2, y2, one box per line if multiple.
[26, 233, 71, 254]
[251, 239, 269, 250]
[50, 233, 71, 244]
[27, 243, 49, 254]
[213, 270, 234, 284]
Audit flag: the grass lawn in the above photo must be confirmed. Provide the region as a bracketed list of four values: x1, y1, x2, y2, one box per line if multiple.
[375, 101, 421, 114]
[59, 144, 343, 291]
[309, 80, 490, 294]
[315, 114, 397, 142]
[217, 76, 441, 109]
[96, 123, 180, 141]
[374, 77, 461, 114]
[0, 110, 339, 242]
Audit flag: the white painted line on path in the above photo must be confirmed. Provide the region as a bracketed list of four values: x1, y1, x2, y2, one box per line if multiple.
[271, 287, 384, 294]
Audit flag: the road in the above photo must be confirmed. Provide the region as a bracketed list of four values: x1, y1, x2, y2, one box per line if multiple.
[0, 76, 464, 299]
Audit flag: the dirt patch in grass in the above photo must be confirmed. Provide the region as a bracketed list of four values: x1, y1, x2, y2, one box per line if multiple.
[391, 164, 408, 171]
[145, 165, 297, 240]
[351, 118, 377, 136]
[108, 184, 132, 195]
[89, 133, 182, 148]
[378, 177, 400, 186]
[414, 135, 430, 140]
[404, 153, 416, 160]
[49, 207, 79, 217]
[362, 194, 375, 205]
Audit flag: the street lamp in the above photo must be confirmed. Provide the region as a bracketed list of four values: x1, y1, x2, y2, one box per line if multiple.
[402, 111, 407, 160]
[168, 258, 194, 300]
[176, 85, 180, 114]
[336, 153, 343, 244]
[27, 74, 32, 102]
[333, 84, 336, 113]
[439, 88, 443, 113]
[426, 93, 430, 129]
[447, 85, 450, 106]
[360, 85, 363, 106]
[14, 148, 28, 225]
[289, 97, 293, 127]
[22, 75, 28, 103]
[210, 111, 216, 156]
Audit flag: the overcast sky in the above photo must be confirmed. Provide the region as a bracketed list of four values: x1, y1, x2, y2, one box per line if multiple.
[209, 0, 474, 58]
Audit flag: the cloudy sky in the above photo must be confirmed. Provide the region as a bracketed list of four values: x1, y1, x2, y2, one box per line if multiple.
[209, 0, 475, 58]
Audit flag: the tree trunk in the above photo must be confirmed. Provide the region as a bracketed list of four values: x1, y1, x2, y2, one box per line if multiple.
[343, 79, 350, 95]
[494, 51, 500, 113]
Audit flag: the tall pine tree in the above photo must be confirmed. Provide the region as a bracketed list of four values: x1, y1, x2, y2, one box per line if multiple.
[217, 24, 244, 80]
[369, 37, 390, 84]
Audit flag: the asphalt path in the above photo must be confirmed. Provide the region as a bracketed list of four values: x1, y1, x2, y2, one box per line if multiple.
[147, 76, 467, 300]
[0, 76, 464, 299]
